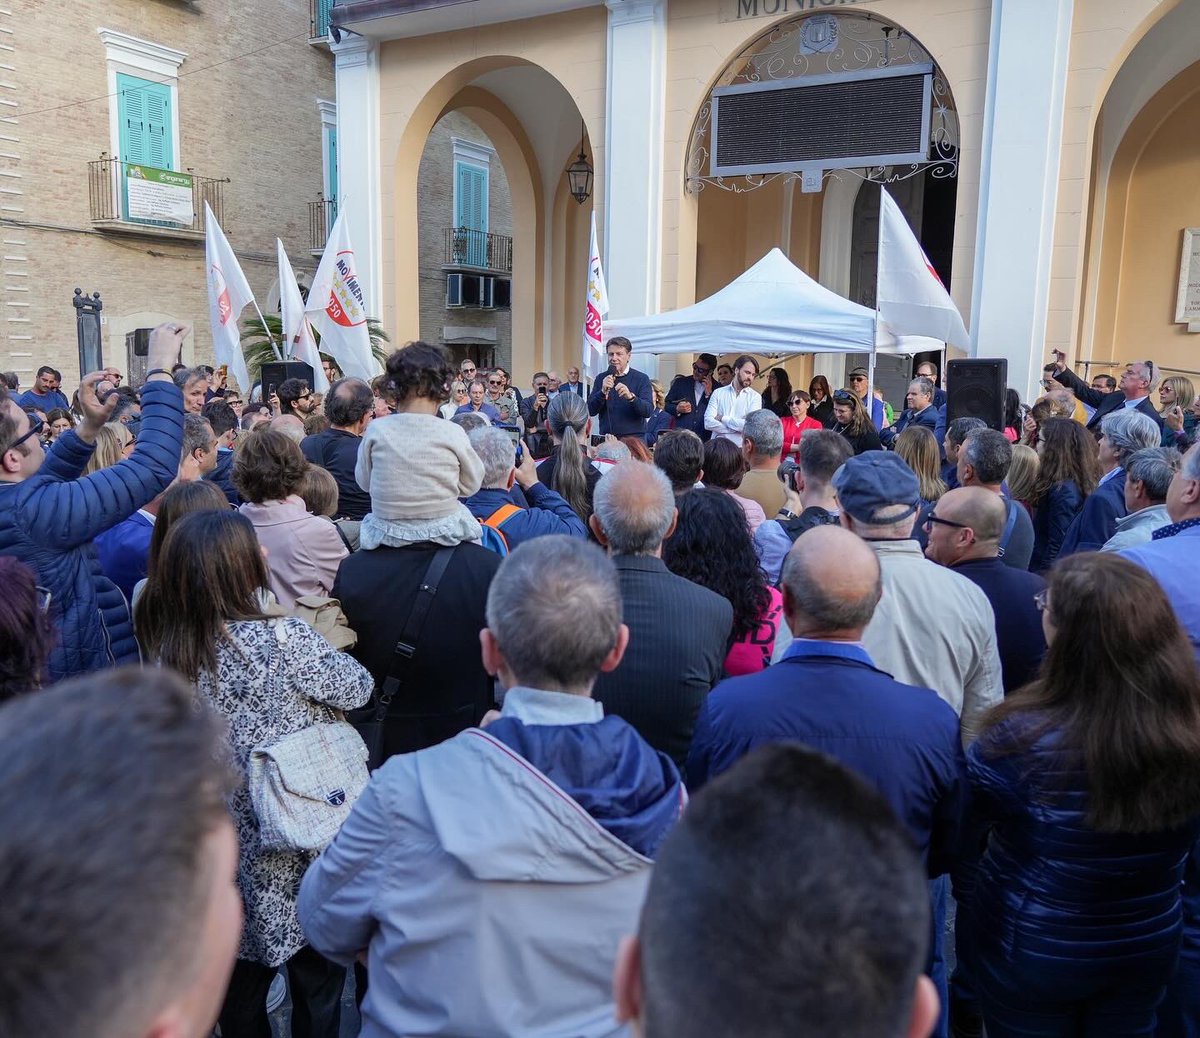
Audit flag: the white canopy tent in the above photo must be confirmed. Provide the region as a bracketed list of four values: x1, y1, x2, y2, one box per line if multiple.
[603, 248, 941, 358]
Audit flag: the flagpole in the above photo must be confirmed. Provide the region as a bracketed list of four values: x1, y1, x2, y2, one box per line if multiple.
[869, 184, 884, 424]
[252, 298, 284, 362]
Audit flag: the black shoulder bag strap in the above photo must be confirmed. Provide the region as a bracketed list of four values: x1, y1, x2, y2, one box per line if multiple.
[998, 498, 1020, 557]
[363, 545, 455, 766]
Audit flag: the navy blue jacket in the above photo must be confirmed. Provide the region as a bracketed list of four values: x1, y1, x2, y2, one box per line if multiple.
[1030, 480, 1085, 573]
[687, 641, 968, 876]
[463, 484, 587, 550]
[1058, 469, 1125, 558]
[965, 718, 1197, 993]
[663, 373, 711, 438]
[645, 409, 672, 447]
[587, 368, 654, 437]
[1054, 368, 1164, 433]
[206, 447, 241, 506]
[95, 510, 154, 603]
[301, 428, 370, 520]
[950, 558, 1046, 693]
[882, 403, 939, 446]
[0, 379, 183, 680]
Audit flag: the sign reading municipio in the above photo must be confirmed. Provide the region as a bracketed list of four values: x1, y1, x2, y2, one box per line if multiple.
[722, 0, 881, 22]
[125, 164, 194, 225]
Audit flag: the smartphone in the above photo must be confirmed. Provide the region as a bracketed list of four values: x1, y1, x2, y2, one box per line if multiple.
[515, 441, 524, 464]
[267, 383, 276, 400]
[590, 434, 606, 448]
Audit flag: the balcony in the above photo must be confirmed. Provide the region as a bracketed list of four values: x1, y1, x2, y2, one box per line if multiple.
[309, 197, 337, 253]
[310, 0, 334, 40]
[88, 157, 228, 242]
[443, 227, 513, 274]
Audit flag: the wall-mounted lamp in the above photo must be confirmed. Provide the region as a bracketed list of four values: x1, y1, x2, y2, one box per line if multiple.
[565, 120, 593, 205]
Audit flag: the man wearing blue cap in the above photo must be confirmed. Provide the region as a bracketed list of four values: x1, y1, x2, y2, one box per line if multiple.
[830, 451, 1003, 745]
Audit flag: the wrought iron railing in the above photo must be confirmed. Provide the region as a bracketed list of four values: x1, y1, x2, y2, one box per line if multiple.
[88, 157, 226, 235]
[311, 0, 333, 39]
[309, 197, 337, 251]
[444, 227, 513, 273]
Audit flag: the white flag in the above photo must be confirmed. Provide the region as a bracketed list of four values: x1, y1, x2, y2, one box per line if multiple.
[204, 202, 254, 393]
[582, 211, 609, 380]
[877, 186, 970, 347]
[277, 240, 328, 394]
[306, 210, 377, 380]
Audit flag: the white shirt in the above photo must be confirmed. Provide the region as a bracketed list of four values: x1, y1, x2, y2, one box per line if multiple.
[704, 383, 763, 444]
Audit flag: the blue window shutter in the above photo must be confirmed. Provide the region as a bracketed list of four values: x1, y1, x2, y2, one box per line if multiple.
[327, 128, 338, 208]
[454, 161, 489, 266]
[315, 0, 333, 37]
[117, 74, 174, 170]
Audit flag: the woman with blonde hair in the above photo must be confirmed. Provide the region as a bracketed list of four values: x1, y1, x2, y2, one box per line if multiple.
[537, 391, 598, 522]
[439, 380, 468, 420]
[1158, 375, 1196, 447]
[1006, 443, 1040, 514]
[646, 379, 673, 447]
[83, 423, 131, 475]
[895, 426, 947, 506]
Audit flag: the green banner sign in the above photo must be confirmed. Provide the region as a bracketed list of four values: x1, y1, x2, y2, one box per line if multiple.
[125, 163, 194, 225]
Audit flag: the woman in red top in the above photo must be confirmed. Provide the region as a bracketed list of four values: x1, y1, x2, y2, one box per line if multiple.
[780, 391, 825, 457]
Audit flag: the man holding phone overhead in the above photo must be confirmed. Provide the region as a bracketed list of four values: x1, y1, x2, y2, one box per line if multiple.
[587, 336, 654, 440]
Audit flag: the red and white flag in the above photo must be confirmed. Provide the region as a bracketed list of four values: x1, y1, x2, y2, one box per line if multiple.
[876, 186, 970, 347]
[306, 209, 378, 380]
[582, 211, 609, 380]
[277, 239, 328, 393]
[204, 202, 254, 393]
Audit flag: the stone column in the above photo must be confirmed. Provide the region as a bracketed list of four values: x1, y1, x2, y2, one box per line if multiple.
[970, 0, 1075, 399]
[331, 33, 383, 320]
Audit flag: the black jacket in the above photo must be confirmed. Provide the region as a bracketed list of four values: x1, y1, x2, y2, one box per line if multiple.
[1054, 368, 1163, 432]
[834, 422, 884, 455]
[950, 558, 1047, 693]
[333, 541, 501, 761]
[591, 555, 733, 769]
[663, 374, 712, 438]
[301, 428, 371, 520]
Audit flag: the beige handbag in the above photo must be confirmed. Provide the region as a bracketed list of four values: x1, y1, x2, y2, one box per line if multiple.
[289, 594, 357, 651]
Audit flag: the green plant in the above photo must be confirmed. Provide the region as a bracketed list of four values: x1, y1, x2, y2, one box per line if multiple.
[238, 313, 391, 388]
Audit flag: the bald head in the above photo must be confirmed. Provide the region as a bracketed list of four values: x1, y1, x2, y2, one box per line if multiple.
[269, 414, 305, 444]
[591, 461, 677, 556]
[923, 487, 1005, 567]
[781, 526, 882, 639]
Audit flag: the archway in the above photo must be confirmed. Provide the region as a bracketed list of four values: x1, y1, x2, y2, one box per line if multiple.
[683, 9, 960, 400]
[390, 57, 594, 383]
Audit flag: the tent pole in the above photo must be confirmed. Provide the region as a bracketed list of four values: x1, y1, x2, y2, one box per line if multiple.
[869, 184, 884, 426]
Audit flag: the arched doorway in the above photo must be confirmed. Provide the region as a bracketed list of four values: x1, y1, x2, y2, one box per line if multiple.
[685, 9, 960, 400]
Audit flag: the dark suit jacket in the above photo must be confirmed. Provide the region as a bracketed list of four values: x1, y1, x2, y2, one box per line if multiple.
[591, 554, 733, 769]
[206, 447, 241, 506]
[1054, 369, 1163, 432]
[883, 403, 939, 445]
[663, 374, 712, 438]
[559, 380, 587, 400]
[951, 558, 1047, 693]
[1030, 480, 1085, 573]
[1058, 470, 1126, 558]
[333, 541, 501, 762]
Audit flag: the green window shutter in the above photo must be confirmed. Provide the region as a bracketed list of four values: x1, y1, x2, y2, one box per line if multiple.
[327, 127, 338, 209]
[117, 74, 174, 170]
[454, 162, 488, 266]
[315, 0, 333, 37]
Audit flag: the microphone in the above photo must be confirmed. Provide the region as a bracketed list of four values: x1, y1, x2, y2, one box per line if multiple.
[603, 364, 617, 399]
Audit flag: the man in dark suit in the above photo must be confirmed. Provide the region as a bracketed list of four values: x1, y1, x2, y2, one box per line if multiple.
[559, 365, 587, 400]
[882, 378, 939, 447]
[1057, 408, 1161, 557]
[663, 352, 717, 440]
[924, 487, 1047, 693]
[916, 360, 948, 410]
[1051, 350, 1163, 433]
[589, 461, 733, 769]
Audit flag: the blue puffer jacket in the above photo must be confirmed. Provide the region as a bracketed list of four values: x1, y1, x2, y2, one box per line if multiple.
[964, 717, 1198, 994]
[1030, 479, 1084, 573]
[0, 380, 183, 680]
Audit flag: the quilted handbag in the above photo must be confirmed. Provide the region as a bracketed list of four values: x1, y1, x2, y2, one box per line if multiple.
[248, 722, 370, 853]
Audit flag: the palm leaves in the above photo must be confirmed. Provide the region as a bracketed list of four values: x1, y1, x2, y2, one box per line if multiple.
[238, 312, 392, 388]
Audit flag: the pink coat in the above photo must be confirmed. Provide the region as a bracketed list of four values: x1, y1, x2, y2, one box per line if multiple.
[238, 496, 348, 609]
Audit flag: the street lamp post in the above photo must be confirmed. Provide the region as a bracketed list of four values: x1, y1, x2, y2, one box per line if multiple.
[73, 288, 104, 377]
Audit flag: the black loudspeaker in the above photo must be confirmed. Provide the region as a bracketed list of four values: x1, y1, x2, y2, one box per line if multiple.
[260, 361, 315, 398]
[947, 359, 1008, 431]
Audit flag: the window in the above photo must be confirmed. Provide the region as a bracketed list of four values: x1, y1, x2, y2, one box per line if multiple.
[451, 136, 493, 268]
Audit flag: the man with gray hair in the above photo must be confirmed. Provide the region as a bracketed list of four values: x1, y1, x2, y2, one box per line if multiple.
[1059, 408, 1162, 557]
[688, 525, 967, 1012]
[739, 408, 786, 518]
[882, 377, 938, 447]
[1050, 349, 1163, 433]
[956, 428, 1034, 570]
[299, 536, 685, 1038]
[589, 461, 733, 766]
[1102, 446, 1181, 551]
[301, 376, 374, 521]
[463, 425, 586, 551]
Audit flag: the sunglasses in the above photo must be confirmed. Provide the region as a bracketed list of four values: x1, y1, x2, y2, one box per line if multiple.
[4, 414, 43, 455]
[849, 375, 867, 382]
[488, 380, 502, 386]
[923, 514, 969, 531]
[832, 391, 855, 404]
[692, 363, 711, 375]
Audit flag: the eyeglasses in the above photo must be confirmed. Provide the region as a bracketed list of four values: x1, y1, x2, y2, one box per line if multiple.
[3, 414, 43, 455]
[788, 397, 806, 406]
[922, 513, 970, 531]
[488, 380, 502, 387]
[1034, 588, 1050, 613]
[297, 393, 312, 402]
[692, 363, 711, 375]
[849, 375, 867, 382]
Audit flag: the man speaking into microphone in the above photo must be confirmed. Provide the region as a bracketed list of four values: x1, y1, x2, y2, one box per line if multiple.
[587, 336, 654, 441]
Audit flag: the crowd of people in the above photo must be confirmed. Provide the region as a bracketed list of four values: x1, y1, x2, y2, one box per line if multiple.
[1, 324, 1200, 1038]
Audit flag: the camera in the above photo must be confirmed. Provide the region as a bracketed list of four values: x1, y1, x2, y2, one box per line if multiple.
[778, 456, 800, 491]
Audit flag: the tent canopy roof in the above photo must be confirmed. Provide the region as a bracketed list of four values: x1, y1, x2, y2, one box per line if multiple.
[604, 248, 939, 357]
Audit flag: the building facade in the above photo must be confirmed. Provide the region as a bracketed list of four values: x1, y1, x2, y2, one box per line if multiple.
[330, 0, 1200, 401]
[6, 0, 337, 387]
